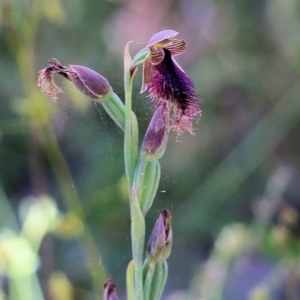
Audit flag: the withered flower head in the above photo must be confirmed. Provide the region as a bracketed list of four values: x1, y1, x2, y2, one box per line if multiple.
[147, 209, 173, 263]
[141, 30, 201, 135]
[38, 58, 112, 102]
[103, 279, 120, 300]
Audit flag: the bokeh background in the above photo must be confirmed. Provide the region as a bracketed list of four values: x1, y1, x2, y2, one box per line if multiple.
[1, 0, 300, 299]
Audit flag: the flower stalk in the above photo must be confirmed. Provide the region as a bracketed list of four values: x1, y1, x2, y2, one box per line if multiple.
[124, 41, 145, 300]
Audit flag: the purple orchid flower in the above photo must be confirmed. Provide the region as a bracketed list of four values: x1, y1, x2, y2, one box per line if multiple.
[141, 30, 201, 135]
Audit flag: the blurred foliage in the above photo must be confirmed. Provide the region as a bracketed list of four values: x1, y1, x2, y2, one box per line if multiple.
[1, 0, 300, 299]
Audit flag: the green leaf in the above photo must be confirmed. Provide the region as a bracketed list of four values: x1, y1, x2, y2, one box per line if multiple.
[126, 260, 136, 300]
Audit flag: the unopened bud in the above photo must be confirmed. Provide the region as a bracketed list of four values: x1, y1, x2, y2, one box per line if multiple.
[147, 209, 173, 263]
[142, 103, 170, 160]
[38, 58, 112, 102]
[68, 65, 111, 100]
[103, 279, 119, 300]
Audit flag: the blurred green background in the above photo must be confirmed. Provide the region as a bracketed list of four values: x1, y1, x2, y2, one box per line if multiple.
[1, 0, 300, 299]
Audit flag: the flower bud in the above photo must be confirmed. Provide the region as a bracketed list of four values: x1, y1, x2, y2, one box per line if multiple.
[147, 209, 173, 263]
[103, 279, 120, 300]
[141, 103, 170, 161]
[38, 58, 112, 102]
[68, 65, 111, 100]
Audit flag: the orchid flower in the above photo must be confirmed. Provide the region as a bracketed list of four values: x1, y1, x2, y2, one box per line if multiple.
[140, 30, 201, 135]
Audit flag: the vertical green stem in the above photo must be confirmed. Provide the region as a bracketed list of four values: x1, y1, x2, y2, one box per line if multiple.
[124, 43, 145, 300]
[124, 80, 137, 184]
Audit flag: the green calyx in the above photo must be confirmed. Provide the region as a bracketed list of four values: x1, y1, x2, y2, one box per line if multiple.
[143, 259, 168, 300]
[133, 157, 161, 215]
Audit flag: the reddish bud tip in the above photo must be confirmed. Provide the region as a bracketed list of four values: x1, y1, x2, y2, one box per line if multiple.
[103, 279, 120, 300]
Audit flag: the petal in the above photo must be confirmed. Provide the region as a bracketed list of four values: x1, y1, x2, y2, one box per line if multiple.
[150, 48, 165, 65]
[147, 30, 178, 47]
[166, 39, 186, 56]
[37, 61, 65, 101]
[141, 57, 153, 93]
[38, 69, 63, 101]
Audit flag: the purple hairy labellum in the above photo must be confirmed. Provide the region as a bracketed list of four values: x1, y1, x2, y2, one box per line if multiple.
[38, 59, 112, 102]
[103, 279, 120, 300]
[147, 209, 173, 263]
[140, 30, 201, 135]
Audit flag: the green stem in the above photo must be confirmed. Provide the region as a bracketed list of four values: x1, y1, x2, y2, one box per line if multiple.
[131, 187, 146, 300]
[124, 43, 144, 300]
[101, 92, 126, 131]
[124, 80, 137, 184]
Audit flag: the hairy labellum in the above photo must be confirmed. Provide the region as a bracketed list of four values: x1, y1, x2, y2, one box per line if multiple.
[140, 30, 202, 135]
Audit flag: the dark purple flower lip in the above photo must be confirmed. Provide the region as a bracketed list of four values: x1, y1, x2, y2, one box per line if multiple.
[140, 31, 201, 135]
